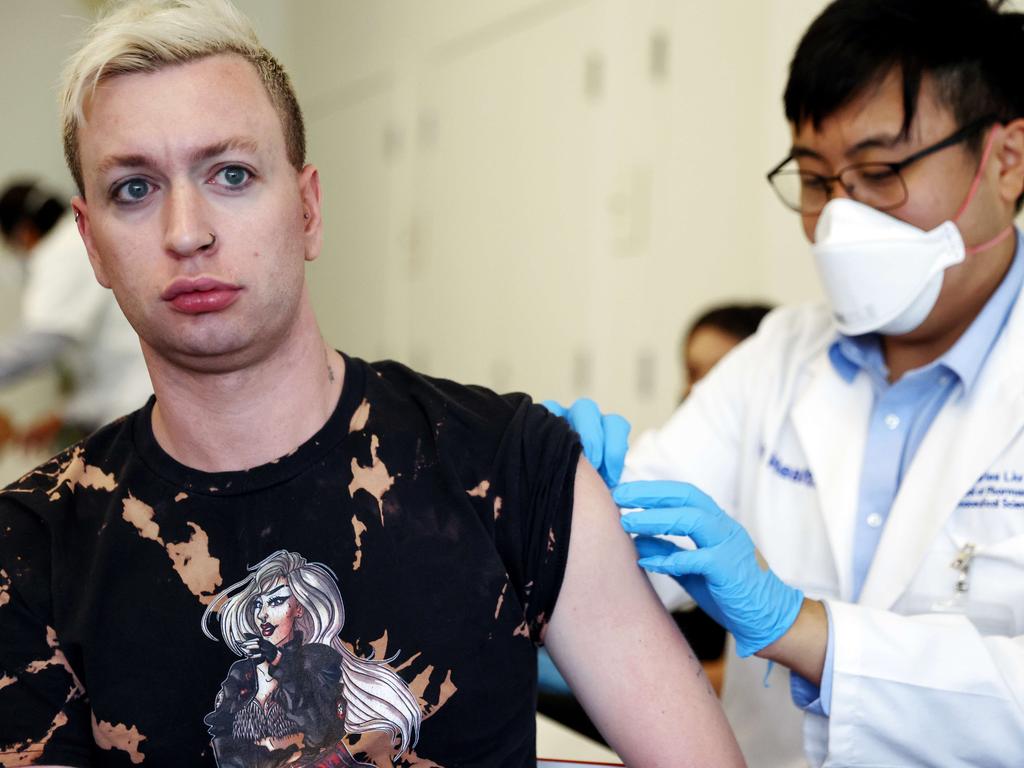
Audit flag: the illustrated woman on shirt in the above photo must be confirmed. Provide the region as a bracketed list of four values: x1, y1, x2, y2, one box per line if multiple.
[201, 550, 422, 768]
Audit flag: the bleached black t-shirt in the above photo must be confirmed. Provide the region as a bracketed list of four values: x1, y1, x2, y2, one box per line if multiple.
[0, 356, 580, 768]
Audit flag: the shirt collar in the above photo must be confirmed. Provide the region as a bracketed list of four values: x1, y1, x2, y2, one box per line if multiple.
[829, 334, 879, 385]
[830, 228, 1024, 394]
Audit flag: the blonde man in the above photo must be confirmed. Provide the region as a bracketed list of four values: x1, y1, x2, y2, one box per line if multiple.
[0, 2, 744, 767]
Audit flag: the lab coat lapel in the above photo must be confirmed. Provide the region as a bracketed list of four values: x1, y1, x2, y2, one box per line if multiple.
[859, 296, 1024, 609]
[791, 350, 873, 602]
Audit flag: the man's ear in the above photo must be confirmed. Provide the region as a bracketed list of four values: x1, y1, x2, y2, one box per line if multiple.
[72, 195, 112, 289]
[298, 164, 323, 263]
[995, 118, 1024, 208]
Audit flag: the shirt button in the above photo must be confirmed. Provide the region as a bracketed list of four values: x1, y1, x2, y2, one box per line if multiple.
[884, 414, 901, 430]
[866, 512, 884, 528]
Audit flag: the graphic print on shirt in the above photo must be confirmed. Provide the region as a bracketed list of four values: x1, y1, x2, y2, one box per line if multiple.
[201, 550, 424, 768]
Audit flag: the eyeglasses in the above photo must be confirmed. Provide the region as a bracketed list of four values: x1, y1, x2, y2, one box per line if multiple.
[766, 115, 996, 215]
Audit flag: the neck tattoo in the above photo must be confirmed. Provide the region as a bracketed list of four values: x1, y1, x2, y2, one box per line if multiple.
[326, 348, 336, 383]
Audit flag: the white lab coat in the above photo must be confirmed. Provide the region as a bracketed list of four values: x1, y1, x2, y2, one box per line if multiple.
[21, 214, 151, 426]
[623, 300, 1024, 767]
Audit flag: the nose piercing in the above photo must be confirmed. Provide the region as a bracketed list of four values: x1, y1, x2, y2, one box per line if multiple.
[205, 232, 216, 248]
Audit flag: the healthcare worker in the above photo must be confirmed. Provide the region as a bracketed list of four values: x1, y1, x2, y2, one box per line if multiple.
[0, 180, 150, 446]
[549, 1, 1024, 765]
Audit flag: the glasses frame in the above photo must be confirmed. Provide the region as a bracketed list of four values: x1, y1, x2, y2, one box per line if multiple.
[766, 114, 997, 214]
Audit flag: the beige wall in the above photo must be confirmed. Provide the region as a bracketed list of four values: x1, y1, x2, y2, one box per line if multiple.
[0, 0, 832, 440]
[287, 0, 831, 432]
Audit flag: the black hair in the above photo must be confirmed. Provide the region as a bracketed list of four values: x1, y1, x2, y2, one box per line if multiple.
[0, 180, 66, 242]
[686, 303, 773, 344]
[785, 0, 1024, 147]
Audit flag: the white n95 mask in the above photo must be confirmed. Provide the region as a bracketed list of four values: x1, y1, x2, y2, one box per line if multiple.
[811, 198, 966, 336]
[810, 125, 1013, 337]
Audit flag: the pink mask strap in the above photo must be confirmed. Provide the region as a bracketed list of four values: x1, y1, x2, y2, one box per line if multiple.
[966, 224, 1014, 256]
[954, 126, 998, 222]
[954, 125, 1016, 256]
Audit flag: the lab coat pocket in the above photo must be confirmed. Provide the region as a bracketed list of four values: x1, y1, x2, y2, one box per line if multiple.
[969, 534, 1024, 633]
[897, 535, 1024, 636]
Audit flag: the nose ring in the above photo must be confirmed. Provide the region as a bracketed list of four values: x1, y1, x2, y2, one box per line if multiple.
[205, 232, 217, 249]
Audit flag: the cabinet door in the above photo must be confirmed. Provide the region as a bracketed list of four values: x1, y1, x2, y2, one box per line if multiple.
[408, 0, 603, 394]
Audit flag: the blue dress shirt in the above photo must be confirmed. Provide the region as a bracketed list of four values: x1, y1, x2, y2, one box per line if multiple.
[791, 230, 1024, 716]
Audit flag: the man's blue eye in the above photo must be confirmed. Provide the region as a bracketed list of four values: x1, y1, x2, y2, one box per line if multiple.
[219, 166, 250, 187]
[116, 179, 150, 202]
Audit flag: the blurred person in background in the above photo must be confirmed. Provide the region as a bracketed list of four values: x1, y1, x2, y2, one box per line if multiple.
[0, 179, 151, 450]
[681, 304, 773, 402]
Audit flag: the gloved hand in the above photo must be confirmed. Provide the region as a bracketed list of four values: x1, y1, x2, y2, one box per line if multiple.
[616, 480, 804, 657]
[543, 398, 631, 487]
[242, 634, 281, 665]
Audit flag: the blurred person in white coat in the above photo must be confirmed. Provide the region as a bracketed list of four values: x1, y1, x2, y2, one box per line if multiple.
[548, 0, 1024, 765]
[0, 180, 150, 448]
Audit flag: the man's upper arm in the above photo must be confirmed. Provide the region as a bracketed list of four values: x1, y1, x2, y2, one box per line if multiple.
[0, 330, 73, 385]
[543, 458, 745, 768]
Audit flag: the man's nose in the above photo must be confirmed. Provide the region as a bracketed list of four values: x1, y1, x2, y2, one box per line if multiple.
[827, 175, 854, 202]
[163, 184, 216, 258]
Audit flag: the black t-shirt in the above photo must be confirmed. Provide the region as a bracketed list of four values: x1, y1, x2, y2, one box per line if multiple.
[0, 356, 580, 768]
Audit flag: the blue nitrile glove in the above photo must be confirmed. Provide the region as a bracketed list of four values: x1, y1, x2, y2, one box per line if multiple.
[543, 398, 631, 487]
[616, 480, 804, 657]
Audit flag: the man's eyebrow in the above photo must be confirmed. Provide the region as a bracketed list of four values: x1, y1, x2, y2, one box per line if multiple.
[97, 153, 153, 176]
[787, 131, 906, 165]
[844, 132, 904, 158]
[790, 145, 825, 161]
[96, 138, 261, 177]
[189, 137, 260, 165]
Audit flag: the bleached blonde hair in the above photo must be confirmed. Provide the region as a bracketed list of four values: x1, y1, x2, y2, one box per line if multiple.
[202, 550, 422, 759]
[59, 0, 305, 194]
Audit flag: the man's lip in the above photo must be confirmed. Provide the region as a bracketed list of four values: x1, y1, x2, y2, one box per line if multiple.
[160, 276, 241, 301]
